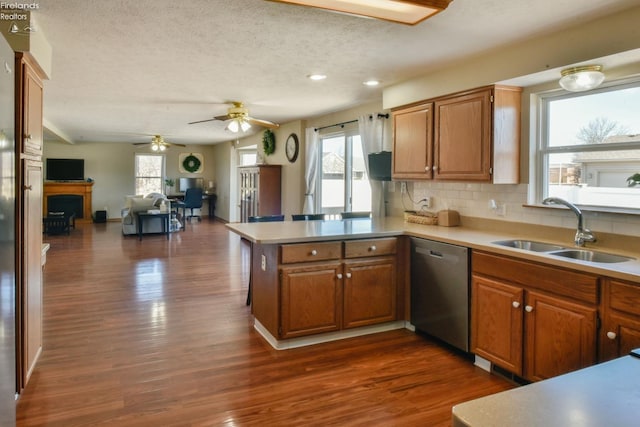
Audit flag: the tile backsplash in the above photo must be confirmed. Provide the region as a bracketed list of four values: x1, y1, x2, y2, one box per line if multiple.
[386, 181, 640, 238]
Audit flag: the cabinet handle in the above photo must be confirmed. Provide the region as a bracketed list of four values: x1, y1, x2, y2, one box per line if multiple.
[346, 273, 352, 278]
[337, 273, 343, 279]
[25, 134, 32, 140]
[23, 185, 32, 191]
[512, 301, 520, 308]
[607, 331, 617, 340]
[310, 249, 317, 256]
[525, 305, 533, 313]
[369, 245, 377, 252]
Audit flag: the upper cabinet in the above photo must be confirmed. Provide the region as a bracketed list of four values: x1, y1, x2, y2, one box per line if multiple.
[392, 102, 433, 180]
[16, 53, 44, 157]
[392, 85, 521, 183]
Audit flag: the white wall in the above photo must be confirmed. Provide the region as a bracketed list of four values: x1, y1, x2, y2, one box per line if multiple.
[43, 141, 217, 219]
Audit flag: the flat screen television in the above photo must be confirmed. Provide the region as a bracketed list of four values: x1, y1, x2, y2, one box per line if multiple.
[179, 177, 204, 192]
[46, 158, 85, 181]
[368, 151, 391, 181]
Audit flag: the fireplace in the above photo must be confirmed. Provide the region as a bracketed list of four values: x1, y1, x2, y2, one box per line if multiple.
[47, 195, 84, 219]
[43, 182, 94, 224]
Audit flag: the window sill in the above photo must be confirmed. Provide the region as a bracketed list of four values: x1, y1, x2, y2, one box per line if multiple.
[524, 203, 640, 216]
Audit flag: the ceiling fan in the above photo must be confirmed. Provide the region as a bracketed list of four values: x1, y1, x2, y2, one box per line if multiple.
[188, 101, 280, 133]
[132, 135, 186, 151]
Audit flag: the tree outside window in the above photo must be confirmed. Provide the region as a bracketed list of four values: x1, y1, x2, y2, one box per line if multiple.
[135, 154, 164, 195]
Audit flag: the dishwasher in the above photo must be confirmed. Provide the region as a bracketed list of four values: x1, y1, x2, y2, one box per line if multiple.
[410, 237, 470, 352]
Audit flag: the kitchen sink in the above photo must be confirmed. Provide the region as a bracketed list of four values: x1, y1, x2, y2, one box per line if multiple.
[492, 240, 565, 252]
[549, 249, 635, 264]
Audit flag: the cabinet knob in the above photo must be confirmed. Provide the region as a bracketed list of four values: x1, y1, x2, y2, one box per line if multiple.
[369, 245, 377, 252]
[25, 134, 32, 140]
[512, 301, 520, 308]
[346, 273, 352, 279]
[525, 305, 533, 313]
[310, 249, 317, 256]
[337, 273, 343, 279]
[433, 165, 438, 172]
[425, 165, 431, 171]
[607, 331, 617, 340]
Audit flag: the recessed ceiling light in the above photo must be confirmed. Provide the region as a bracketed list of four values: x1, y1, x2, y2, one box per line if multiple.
[308, 74, 327, 81]
[363, 80, 381, 86]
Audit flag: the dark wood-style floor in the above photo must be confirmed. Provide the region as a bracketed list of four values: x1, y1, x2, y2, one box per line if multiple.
[17, 219, 513, 426]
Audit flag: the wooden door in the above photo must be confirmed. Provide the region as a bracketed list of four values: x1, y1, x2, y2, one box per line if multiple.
[524, 291, 596, 382]
[343, 257, 396, 329]
[21, 58, 43, 156]
[471, 275, 523, 376]
[22, 159, 43, 385]
[434, 89, 491, 181]
[280, 262, 342, 339]
[392, 103, 433, 179]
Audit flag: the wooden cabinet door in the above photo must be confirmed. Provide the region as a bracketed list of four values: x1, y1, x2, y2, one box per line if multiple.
[280, 263, 342, 339]
[601, 279, 640, 361]
[21, 59, 43, 156]
[524, 291, 596, 382]
[22, 159, 43, 385]
[343, 257, 396, 329]
[471, 275, 524, 375]
[392, 103, 433, 179]
[434, 89, 491, 181]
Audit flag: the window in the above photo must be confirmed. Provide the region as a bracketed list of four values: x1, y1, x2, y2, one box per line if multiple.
[538, 81, 640, 211]
[317, 132, 371, 215]
[135, 154, 164, 195]
[238, 145, 257, 166]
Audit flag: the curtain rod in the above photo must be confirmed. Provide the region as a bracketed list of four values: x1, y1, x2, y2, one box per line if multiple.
[314, 113, 389, 132]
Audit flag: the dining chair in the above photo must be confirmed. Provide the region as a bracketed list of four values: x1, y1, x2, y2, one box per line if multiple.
[291, 213, 326, 221]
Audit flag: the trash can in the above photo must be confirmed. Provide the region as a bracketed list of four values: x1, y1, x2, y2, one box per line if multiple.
[93, 210, 107, 223]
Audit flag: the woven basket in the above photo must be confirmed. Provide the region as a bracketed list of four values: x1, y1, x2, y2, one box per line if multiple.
[405, 211, 438, 225]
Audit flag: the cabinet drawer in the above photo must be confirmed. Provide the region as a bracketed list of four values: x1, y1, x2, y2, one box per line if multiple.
[281, 241, 342, 264]
[608, 279, 640, 317]
[344, 238, 397, 258]
[472, 251, 598, 304]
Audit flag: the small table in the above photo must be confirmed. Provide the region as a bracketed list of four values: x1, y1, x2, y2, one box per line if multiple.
[170, 200, 186, 230]
[136, 212, 170, 241]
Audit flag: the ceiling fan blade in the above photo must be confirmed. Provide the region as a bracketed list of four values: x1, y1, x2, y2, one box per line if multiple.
[214, 114, 232, 121]
[132, 142, 150, 146]
[247, 117, 280, 129]
[171, 143, 187, 147]
[188, 118, 218, 125]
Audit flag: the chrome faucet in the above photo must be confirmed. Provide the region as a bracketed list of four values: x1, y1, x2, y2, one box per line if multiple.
[542, 197, 596, 247]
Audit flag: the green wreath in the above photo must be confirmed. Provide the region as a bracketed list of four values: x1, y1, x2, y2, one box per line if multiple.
[262, 129, 275, 156]
[182, 154, 201, 173]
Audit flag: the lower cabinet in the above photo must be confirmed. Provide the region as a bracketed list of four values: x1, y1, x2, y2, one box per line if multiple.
[601, 278, 640, 361]
[472, 251, 598, 382]
[277, 238, 398, 340]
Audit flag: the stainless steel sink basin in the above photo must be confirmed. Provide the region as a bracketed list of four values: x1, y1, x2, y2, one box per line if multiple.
[549, 249, 635, 264]
[493, 240, 565, 252]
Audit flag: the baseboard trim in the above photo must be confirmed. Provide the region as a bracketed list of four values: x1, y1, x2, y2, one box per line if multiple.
[254, 319, 407, 350]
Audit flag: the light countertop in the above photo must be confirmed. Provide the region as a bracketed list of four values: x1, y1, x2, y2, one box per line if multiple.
[226, 217, 640, 282]
[452, 353, 640, 427]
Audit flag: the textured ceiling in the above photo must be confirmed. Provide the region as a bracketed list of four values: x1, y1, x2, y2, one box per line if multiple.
[32, 0, 640, 145]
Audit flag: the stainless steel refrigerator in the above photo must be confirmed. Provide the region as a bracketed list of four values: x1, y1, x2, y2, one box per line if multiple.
[0, 33, 16, 427]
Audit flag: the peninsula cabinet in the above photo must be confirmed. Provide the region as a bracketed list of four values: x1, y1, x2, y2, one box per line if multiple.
[259, 237, 401, 341]
[471, 251, 598, 382]
[600, 278, 640, 361]
[392, 102, 433, 179]
[391, 85, 521, 183]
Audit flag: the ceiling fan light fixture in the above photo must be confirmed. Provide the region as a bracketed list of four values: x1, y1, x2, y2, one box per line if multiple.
[226, 119, 240, 133]
[151, 143, 159, 151]
[240, 120, 252, 132]
[559, 65, 605, 92]
[268, 0, 452, 25]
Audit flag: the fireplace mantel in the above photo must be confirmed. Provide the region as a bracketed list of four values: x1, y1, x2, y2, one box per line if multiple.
[44, 182, 94, 223]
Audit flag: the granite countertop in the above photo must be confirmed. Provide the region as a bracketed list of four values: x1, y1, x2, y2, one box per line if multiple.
[452, 352, 640, 427]
[226, 217, 640, 282]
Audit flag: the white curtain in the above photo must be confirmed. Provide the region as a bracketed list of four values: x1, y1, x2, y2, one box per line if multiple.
[358, 114, 386, 217]
[303, 127, 320, 214]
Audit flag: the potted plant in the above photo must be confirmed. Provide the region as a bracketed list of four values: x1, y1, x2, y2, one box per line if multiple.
[164, 178, 175, 194]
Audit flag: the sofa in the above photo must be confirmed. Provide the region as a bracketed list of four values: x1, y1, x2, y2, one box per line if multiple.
[121, 193, 175, 236]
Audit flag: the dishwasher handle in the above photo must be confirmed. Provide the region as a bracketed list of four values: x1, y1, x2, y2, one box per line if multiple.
[415, 247, 444, 259]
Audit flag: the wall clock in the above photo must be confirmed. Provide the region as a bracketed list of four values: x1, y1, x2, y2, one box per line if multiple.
[285, 133, 299, 163]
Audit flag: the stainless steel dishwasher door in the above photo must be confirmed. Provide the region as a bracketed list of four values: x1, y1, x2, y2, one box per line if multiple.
[410, 238, 470, 352]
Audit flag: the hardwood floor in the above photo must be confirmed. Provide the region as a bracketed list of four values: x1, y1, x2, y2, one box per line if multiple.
[17, 220, 513, 426]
